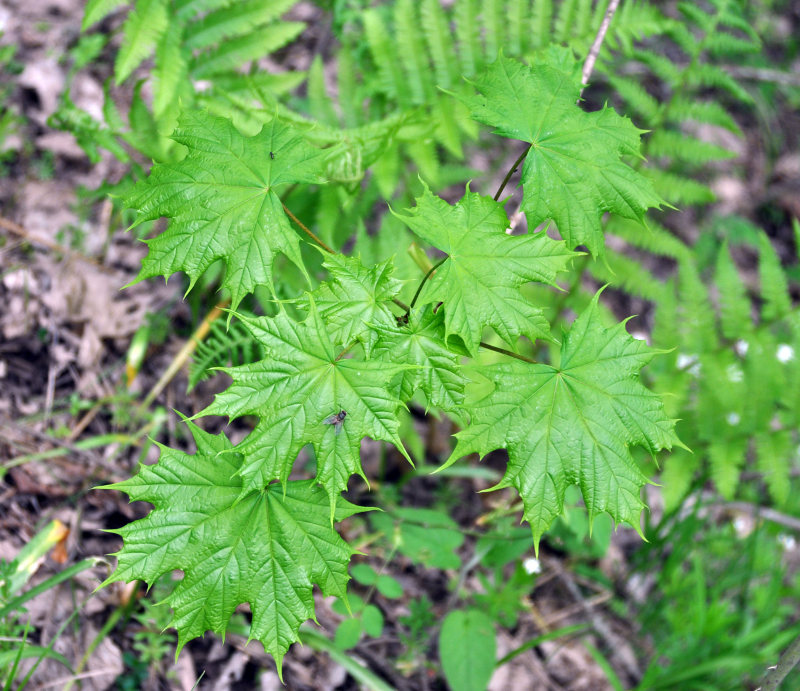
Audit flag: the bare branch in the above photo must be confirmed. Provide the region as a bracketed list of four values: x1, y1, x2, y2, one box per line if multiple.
[581, 0, 622, 93]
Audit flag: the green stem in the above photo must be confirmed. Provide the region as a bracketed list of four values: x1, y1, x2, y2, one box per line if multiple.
[283, 202, 336, 254]
[494, 145, 531, 201]
[408, 257, 448, 312]
[479, 341, 537, 364]
[758, 630, 800, 691]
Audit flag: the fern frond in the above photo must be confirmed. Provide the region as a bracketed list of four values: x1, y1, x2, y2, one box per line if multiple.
[115, 0, 169, 84]
[454, 0, 480, 78]
[174, 0, 231, 22]
[606, 217, 690, 262]
[189, 319, 266, 390]
[505, 0, 528, 57]
[184, 0, 296, 51]
[647, 130, 737, 165]
[678, 261, 718, 353]
[715, 243, 752, 340]
[759, 234, 792, 322]
[756, 431, 791, 505]
[666, 97, 741, 134]
[394, 0, 435, 105]
[191, 22, 305, 78]
[602, 1, 673, 53]
[83, 0, 128, 29]
[307, 56, 339, 127]
[607, 75, 659, 121]
[530, 0, 554, 50]
[686, 63, 752, 104]
[421, 0, 458, 89]
[482, 0, 504, 62]
[554, 0, 579, 44]
[708, 438, 747, 500]
[589, 251, 667, 302]
[647, 169, 715, 206]
[363, 9, 411, 107]
[152, 24, 188, 122]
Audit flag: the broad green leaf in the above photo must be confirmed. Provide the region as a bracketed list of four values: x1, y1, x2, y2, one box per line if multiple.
[445, 293, 680, 549]
[126, 110, 327, 310]
[439, 609, 497, 691]
[458, 52, 662, 255]
[202, 303, 413, 509]
[394, 184, 577, 354]
[372, 305, 467, 413]
[99, 422, 364, 675]
[371, 508, 464, 570]
[301, 253, 402, 356]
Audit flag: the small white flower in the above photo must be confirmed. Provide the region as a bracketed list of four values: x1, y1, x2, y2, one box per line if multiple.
[733, 515, 751, 536]
[726, 364, 744, 383]
[726, 412, 740, 426]
[523, 557, 542, 575]
[676, 353, 701, 376]
[776, 344, 795, 363]
[778, 534, 797, 551]
[734, 340, 749, 357]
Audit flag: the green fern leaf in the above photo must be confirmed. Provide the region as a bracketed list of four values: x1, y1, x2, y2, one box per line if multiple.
[759, 234, 792, 322]
[394, 0, 435, 105]
[83, 0, 128, 29]
[756, 431, 791, 506]
[115, 0, 169, 84]
[530, 0, 554, 49]
[708, 437, 747, 500]
[715, 243, 752, 339]
[125, 111, 327, 309]
[453, 0, 480, 77]
[184, 0, 296, 50]
[190, 22, 305, 78]
[421, 0, 458, 89]
[153, 24, 189, 122]
[363, 9, 412, 107]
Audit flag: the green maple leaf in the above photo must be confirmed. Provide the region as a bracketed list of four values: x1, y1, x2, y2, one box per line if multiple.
[299, 253, 402, 356]
[126, 110, 327, 309]
[443, 294, 680, 549]
[202, 302, 413, 509]
[99, 422, 365, 674]
[372, 305, 467, 413]
[458, 51, 662, 255]
[394, 184, 577, 354]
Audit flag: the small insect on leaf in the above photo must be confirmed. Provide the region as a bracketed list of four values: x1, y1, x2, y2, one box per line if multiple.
[323, 410, 347, 435]
[270, 151, 275, 159]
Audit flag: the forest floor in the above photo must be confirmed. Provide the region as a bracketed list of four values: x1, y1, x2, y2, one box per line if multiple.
[1, 1, 800, 690]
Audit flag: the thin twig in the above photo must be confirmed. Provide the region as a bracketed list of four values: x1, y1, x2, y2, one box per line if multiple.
[282, 202, 335, 254]
[756, 632, 800, 691]
[408, 257, 448, 312]
[581, 0, 622, 92]
[724, 501, 800, 533]
[479, 342, 537, 364]
[494, 146, 531, 201]
[137, 299, 229, 413]
[493, 0, 621, 204]
[0, 216, 114, 274]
